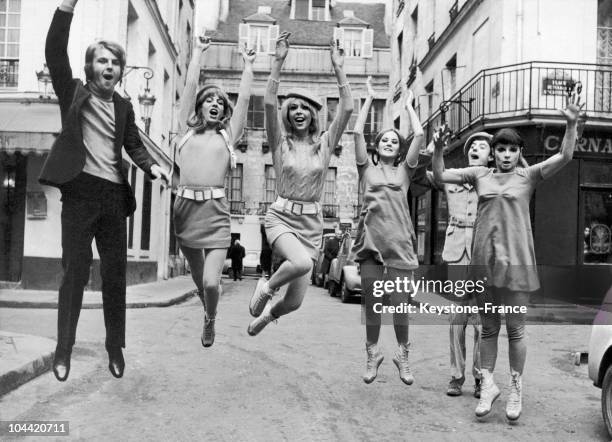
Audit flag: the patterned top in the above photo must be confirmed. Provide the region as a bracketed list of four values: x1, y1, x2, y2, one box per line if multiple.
[272, 134, 333, 202]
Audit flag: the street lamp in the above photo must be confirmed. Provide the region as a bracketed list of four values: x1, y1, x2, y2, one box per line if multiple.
[36, 63, 53, 99]
[122, 66, 156, 135]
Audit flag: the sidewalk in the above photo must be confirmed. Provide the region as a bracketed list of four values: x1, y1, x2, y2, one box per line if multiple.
[0, 275, 198, 309]
[0, 276, 198, 396]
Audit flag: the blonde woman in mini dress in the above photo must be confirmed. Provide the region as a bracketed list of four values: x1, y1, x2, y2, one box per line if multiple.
[352, 77, 424, 384]
[433, 87, 584, 421]
[174, 36, 255, 347]
[247, 32, 353, 335]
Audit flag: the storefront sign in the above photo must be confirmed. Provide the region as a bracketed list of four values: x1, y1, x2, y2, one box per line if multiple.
[544, 133, 612, 154]
[542, 78, 575, 96]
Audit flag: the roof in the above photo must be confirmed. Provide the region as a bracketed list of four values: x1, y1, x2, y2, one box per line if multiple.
[338, 15, 369, 27]
[209, 0, 389, 48]
[243, 12, 276, 23]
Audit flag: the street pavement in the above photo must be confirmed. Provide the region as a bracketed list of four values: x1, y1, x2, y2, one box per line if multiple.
[0, 277, 606, 441]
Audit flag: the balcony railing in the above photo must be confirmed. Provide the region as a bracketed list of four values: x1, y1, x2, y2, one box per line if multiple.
[322, 204, 339, 218]
[201, 43, 391, 76]
[422, 61, 612, 143]
[229, 200, 245, 215]
[0, 59, 18, 88]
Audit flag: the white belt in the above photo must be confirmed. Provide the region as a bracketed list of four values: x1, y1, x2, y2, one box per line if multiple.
[177, 186, 225, 201]
[274, 196, 320, 215]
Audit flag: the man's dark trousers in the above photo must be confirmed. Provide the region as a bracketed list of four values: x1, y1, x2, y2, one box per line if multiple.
[58, 174, 129, 351]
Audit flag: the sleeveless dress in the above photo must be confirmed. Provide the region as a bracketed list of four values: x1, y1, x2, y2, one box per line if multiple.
[352, 158, 419, 270]
[173, 129, 233, 249]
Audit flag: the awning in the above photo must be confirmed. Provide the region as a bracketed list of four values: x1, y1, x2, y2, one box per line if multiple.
[0, 101, 61, 133]
[0, 101, 61, 155]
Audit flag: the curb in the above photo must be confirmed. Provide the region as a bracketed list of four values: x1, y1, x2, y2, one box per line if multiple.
[0, 290, 197, 310]
[0, 350, 54, 397]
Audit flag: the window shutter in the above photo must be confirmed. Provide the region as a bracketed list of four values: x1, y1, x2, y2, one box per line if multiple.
[333, 27, 344, 50]
[239, 23, 250, 50]
[268, 25, 279, 54]
[362, 28, 373, 58]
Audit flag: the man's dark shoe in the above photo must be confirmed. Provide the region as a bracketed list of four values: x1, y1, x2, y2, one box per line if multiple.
[106, 345, 125, 378]
[53, 347, 72, 382]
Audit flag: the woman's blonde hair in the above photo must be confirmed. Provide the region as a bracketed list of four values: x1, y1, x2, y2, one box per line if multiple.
[281, 97, 320, 140]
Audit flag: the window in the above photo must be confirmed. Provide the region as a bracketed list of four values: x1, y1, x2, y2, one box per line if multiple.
[581, 161, 612, 264]
[311, 0, 327, 20]
[225, 164, 244, 214]
[239, 23, 279, 54]
[333, 27, 374, 58]
[140, 176, 152, 251]
[264, 165, 276, 203]
[294, 0, 309, 19]
[363, 99, 385, 147]
[326, 98, 338, 129]
[0, 0, 20, 88]
[322, 167, 338, 218]
[445, 54, 457, 95]
[425, 80, 434, 117]
[247, 96, 265, 129]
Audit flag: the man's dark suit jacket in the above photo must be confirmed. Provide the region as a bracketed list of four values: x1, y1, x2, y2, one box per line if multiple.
[39, 8, 157, 214]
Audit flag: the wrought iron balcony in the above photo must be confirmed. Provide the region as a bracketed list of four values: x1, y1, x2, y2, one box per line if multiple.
[422, 61, 612, 143]
[322, 204, 339, 218]
[229, 200, 245, 215]
[0, 59, 18, 88]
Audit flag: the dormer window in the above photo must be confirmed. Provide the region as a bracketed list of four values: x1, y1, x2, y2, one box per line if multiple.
[291, 0, 330, 21]
[239, 7, 279, 54]
[333, 11, 374, 58]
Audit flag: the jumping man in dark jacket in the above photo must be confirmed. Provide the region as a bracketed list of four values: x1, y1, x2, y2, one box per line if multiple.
[40, 0, 169, 381]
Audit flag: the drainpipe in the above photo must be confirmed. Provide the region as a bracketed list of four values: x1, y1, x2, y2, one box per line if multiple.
[516, 0, 524, 63]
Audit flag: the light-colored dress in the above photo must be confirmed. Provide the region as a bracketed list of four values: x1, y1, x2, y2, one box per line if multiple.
[352, 158, 419, 270]
[173, 130, 232, 249]
[458, 164, 544, 292]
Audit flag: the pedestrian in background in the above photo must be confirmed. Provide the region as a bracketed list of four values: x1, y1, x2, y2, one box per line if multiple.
[229, 240, 246, 281]
[433, 85, 584, 421]
[40, 0, 169, 382]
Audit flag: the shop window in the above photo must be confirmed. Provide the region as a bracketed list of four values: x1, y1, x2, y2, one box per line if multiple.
[582, 189, 612, 264]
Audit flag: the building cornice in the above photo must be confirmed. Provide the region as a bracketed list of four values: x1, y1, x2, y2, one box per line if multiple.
[418, 0, 482, 72]
[144, 0, 179, 59]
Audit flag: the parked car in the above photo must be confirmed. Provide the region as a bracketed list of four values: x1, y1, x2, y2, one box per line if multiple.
[589, 304, 612, 437]
[223, 251, 261, 279]
[327, 233, 361, 303]
[311, 233, 339, 287]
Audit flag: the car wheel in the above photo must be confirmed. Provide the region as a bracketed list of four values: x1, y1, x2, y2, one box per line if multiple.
[340, 279, 351, 303]
[602, 364, 612, 438]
